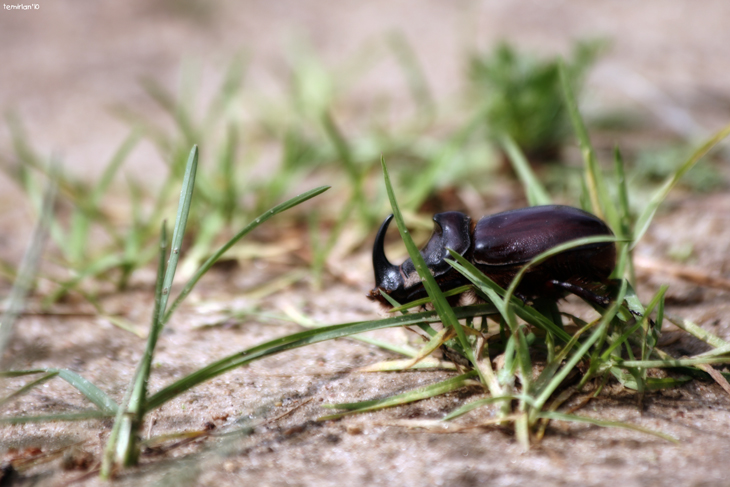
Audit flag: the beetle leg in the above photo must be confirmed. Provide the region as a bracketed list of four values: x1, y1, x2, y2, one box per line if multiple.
[549, 280, 612, 307]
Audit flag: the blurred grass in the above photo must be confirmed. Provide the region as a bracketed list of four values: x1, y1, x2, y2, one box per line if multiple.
[469, 40, 603, 163]
[2, 37, 723, 303]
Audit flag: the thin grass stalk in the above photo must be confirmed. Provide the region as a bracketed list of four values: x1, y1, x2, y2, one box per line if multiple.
[530, 281, 627, 419]
[123, 222, 169, 466]
[319, 371, 479, 421]
[101, 223, 168, 478]
[501, 236, 618, 315]
[380, 158, 489, 389]
[0, 161, 58, 361]
[161, 185, 330, 325]
[501, 134, 552, 206]
[145, 304, 497, 411]
[67, 130, 141, 263]
[0, 372, 58, 408]
[106, 147, 199, 472]
[559, 62, 619, 231]
[538, 411, 677, 443]
[612, 147, 635, 282]
[632, 123, 730, 247]
[157, 145, 198, 320]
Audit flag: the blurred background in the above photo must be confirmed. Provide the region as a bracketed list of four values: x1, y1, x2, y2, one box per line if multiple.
[2, 1, 730, 166]
[1, 0, 730, 295]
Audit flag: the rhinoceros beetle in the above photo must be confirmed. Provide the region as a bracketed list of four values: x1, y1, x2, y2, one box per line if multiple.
[368, 205, 616, 307]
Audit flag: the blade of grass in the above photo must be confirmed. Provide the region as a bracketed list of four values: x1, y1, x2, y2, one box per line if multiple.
[501, 134, 552, 206]
[357, 358, 457, 372]
[380, 157, 489, 390]
[101, 222, 168, 478]
[0, 372, 58, 408]
[539, 411, 677, 443]
[318, 371, 479, 420]
[400, 326, 456, 370]
[145, 304, 498, 411]
[56, 369, 119, 414]
[0, 161, 58, 361]
[559, 62, 619, 231]
[388, 285, 476, 313]
[0, 411, 113, 424]
[106, 146, 199, 472]
[67, 130, 142, 263]
[443, 394, 531, 421]
[666, 313, 729, 349]
[158, 145, 198, 321]
[0, 368, 118, 414]
[612, 147, 635, 282]
[531, 281, 627, 415]
[617, 357, 730, 368]
[280, 303, 421, 357]
[446, 252, 572, 343]
[632, 123, 730, 247]
[161, 185, 330, 325]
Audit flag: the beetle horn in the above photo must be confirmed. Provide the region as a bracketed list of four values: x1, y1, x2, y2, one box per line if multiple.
[372, 214, 402, 292]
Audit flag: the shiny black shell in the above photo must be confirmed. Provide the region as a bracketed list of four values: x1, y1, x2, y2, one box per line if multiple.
[471, 205, 615, 299]
[473, 205, 612, 266]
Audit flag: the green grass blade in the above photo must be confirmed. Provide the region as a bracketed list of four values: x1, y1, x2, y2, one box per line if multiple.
[101, 223, 168, 477]
[56, 369, 119, 414]
[162, 185, 330, 324]
[559, 62, 619, 230]
[502, 235, 618, 310]
[666, 314, 729, 349]
[0, 162, 58, 359]
[0, 411, 113, 424]
[358, 358, 457, 372]
[146, 304, 497, 411]
[539, 411, 677, 443]
[515, 327, 533, 394]
[0, 372, 58, 408]
[401, 326, 455, 369]
[42, 253, 127, 307]
[0, 368, 118, 414]
[388, 285, 477, 313]
[91, 129, 142, 204]
[617, 357, 730, 368]
[443, 394, 530, 421]
[446, 252, 572, 343]
[501, 134, 552, 206]
[380, 158, 487, 387]
[532, 281, 627, 412]
[158, 145, 198, 321]
[632, 123, 730, 247]
[319, 371, 478, 420]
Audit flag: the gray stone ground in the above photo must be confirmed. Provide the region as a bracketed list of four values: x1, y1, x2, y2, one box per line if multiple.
[2, 1, 730, 485]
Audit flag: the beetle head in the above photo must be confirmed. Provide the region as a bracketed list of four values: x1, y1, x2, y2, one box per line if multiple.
[368, 212, 472, 306]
